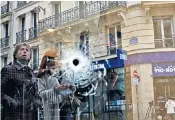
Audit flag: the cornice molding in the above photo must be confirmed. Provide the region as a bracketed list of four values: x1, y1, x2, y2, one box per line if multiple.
[127, 4, 142, 12]
[142, 1, 175, 7]
[14, 1, 39, 12]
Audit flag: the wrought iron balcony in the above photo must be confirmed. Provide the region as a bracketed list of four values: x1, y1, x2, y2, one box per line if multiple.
[17, 1, 27, 8]
[1, 3, 10, 15]
[1, 36, 9, 48]
[38, 1, 127, 33]
[29, 27, 38, 39]
[84, 1, 126, 16]
[16, 30, 26, 44]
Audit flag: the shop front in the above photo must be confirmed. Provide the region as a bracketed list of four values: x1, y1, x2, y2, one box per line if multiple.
[152, 62, 175, 119]
[74, 49, 126, 120]
[91, 49, 127, 120]
[124, 51, 175, 120]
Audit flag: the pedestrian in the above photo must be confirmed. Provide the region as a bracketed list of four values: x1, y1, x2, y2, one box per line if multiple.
[165, 97, 175, 120]
[157, 115, 162, 120]
[37, 49, 70, 120]
[1, 42, 41, 120]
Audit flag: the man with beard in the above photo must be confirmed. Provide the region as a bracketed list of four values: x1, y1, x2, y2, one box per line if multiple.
[1, 43, 41, 120]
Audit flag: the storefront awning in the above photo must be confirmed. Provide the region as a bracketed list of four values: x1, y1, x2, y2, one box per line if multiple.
[92, 49, 127, 70]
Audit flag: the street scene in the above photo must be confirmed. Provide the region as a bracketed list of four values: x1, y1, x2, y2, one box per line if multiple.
[1, 1, 175, 120]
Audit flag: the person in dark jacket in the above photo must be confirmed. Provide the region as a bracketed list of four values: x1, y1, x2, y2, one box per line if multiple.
[1, 42, 41, 120]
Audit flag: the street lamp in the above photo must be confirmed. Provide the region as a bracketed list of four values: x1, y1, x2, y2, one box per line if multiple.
[33, 6, 46, 14]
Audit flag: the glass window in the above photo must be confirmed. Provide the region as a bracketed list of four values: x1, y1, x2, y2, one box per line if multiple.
[109, 27, 115, 46]
[21, 17, 25, 31]
[79, 32, 89, 55]
[55, 2, 61, 14]
[31, 47, 39, 70]
[163, 18, 172, 38]
[153, 17, 174, 48]
[5, 23, 8, 37]
[108, 25, 122, 55]
[103, 68, 125, 120]
[153, 19, 162, 39]
[2, 22, 9, 38]
[117, 25, 122, 49]
[154, 77, 175, 119]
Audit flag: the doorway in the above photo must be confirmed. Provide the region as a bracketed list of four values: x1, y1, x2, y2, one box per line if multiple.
[153, 77, 175, 118]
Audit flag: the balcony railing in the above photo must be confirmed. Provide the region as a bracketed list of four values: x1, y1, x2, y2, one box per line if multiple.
[29, 27, 38, 39]
[1, 36, 9, 48]
[38, 1, 127, 33]
[1, 3, 10, 15]
[155, 37, 175, 48]
[17, 1, 27, 8]
[16, 30, 26, 44]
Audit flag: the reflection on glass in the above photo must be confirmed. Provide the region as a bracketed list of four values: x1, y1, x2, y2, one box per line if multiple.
[153, 19, 162, 39]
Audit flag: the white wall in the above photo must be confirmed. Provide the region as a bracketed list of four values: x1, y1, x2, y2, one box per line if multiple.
[61, 1, 76, 11]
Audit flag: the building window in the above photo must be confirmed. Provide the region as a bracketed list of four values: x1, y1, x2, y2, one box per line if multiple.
[54, 2, 61, 15]
[79, 1, 85, 18]
[16, 16, 26, 43]
[21, 17, 25, 31]
[29, 12, 38, 39]
[52, 1, 61, 26]
[153, 17, 175, 48]
[30, 47, 39, 71]
[108, 25, 122, 55]
[1, 22, 9, 48]
[2, 22, 9, 37]
[79, 31, 89, 56]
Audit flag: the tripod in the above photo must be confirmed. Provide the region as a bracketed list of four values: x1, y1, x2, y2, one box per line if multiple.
[144, 101, 155, 120]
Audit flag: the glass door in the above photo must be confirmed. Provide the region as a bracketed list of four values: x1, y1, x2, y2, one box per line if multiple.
[154, 77, 175, 119]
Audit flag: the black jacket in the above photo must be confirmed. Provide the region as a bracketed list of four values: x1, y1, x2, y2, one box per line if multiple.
[1, 61, 40, 120]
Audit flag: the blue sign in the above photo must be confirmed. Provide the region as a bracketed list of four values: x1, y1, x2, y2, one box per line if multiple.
[130, 37, 138, 45]
[92, 49, 127, 70]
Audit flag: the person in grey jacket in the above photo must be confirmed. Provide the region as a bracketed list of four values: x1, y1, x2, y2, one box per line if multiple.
[37, 49, 70, 120]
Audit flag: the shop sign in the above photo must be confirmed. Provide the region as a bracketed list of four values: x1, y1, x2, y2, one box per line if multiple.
[92, 49, 127, 71]
[91, 63, 105, 70]
[152, 62, 175, 76]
